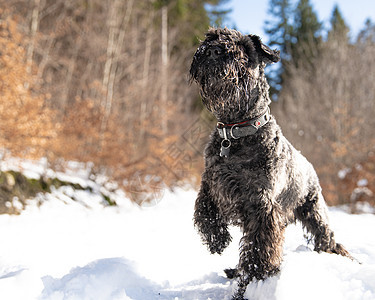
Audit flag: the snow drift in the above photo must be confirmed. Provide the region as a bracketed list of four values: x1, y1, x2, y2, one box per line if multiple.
[0, 160, 374, 300]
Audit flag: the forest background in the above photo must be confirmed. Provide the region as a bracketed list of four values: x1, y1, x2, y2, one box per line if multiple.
[0, 0, 374, 207]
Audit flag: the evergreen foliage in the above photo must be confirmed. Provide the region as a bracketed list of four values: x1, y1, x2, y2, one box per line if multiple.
[264, 0, 294, 97]
[328, 4, 349, 41]
[264, 0, 322, 96]
[289, 0, 322, 67]
[357, 19, 375, 44]
[205, 0, 232, 27]
[265, 0, 294, 56]
[292, 0, 322, 44]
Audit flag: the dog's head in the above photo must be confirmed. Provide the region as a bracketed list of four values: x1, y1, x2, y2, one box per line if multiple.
[190, 28, 280, 122]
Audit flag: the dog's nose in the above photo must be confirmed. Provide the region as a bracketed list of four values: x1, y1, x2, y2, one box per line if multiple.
[205, 46, 223, 60]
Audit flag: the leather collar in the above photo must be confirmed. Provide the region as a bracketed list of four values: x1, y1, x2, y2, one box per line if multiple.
[217, 107, 270, 140]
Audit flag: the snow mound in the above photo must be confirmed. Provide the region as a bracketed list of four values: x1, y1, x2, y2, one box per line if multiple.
[41, 258, 235, 300]
[41, 258, 156, 300]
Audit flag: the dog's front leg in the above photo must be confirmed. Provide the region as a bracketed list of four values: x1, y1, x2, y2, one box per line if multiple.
[194, 178, 232, 254]
[233, 202, 285, 300]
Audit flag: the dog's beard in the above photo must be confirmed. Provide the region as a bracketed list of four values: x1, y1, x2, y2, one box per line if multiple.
[189, 47, 263, 121]
[195, 64, 259, 120]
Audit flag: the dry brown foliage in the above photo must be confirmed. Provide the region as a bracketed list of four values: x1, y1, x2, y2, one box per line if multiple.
[338, 153, 375, 210]
[0, 3, 206, 203]
[0, 12, 57, 159]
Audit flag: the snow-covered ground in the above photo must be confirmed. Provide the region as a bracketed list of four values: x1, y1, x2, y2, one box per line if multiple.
[0, 160, 375, 300]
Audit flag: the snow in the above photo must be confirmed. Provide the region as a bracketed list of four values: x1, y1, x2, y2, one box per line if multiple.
[350, 187, 374, 203]
[357, 178, 369, 187]
[338, 168, 351, 179]
[1, 162, 375, 300]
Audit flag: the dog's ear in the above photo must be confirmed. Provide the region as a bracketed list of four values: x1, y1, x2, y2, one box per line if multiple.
[249, 34, 280, 64]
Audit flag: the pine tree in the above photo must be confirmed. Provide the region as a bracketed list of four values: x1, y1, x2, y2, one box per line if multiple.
[290, 0, 322, 65]
[205, 0, 231, 27]
[264, 0, 294, 98]
[264, 0, 294, 58]
[328, 5, 349, 42]
[357, 18, 375, 44]
[293, 0, 321, 41]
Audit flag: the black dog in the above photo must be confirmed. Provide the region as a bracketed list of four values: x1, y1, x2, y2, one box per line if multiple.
[190, 28, 352, 300]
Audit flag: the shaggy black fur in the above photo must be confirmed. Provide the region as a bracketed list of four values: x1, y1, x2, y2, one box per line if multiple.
[190, 28, 352, 300]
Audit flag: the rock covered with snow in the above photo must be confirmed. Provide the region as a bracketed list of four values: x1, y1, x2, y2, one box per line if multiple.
[0, 157, 119, 214]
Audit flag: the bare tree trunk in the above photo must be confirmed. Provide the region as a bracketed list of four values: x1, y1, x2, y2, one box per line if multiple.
[61, 33, 83, 111]
[101, 1, 117, 128]
[101, 0, 134, 137]
[160, 5, 168, 135]
[36, 35, 54, 80]
[25, 0, 41, 89]
[140, 10, 155, 140]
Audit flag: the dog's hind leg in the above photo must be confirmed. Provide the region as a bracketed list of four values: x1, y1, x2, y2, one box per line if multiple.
[295, 190, 352, 258]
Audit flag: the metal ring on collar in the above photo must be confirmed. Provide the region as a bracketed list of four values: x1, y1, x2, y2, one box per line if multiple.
[221, 139, 231, 148]
[230, 125, 240, 139]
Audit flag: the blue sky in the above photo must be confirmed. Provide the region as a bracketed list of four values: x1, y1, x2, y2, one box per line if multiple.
[220, 0, 375, 40]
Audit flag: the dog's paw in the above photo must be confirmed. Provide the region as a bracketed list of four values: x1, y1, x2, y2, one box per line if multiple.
[224, 268, 239, 279]
[231, 292, 247, 300]
[334, 243, 361, 264]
